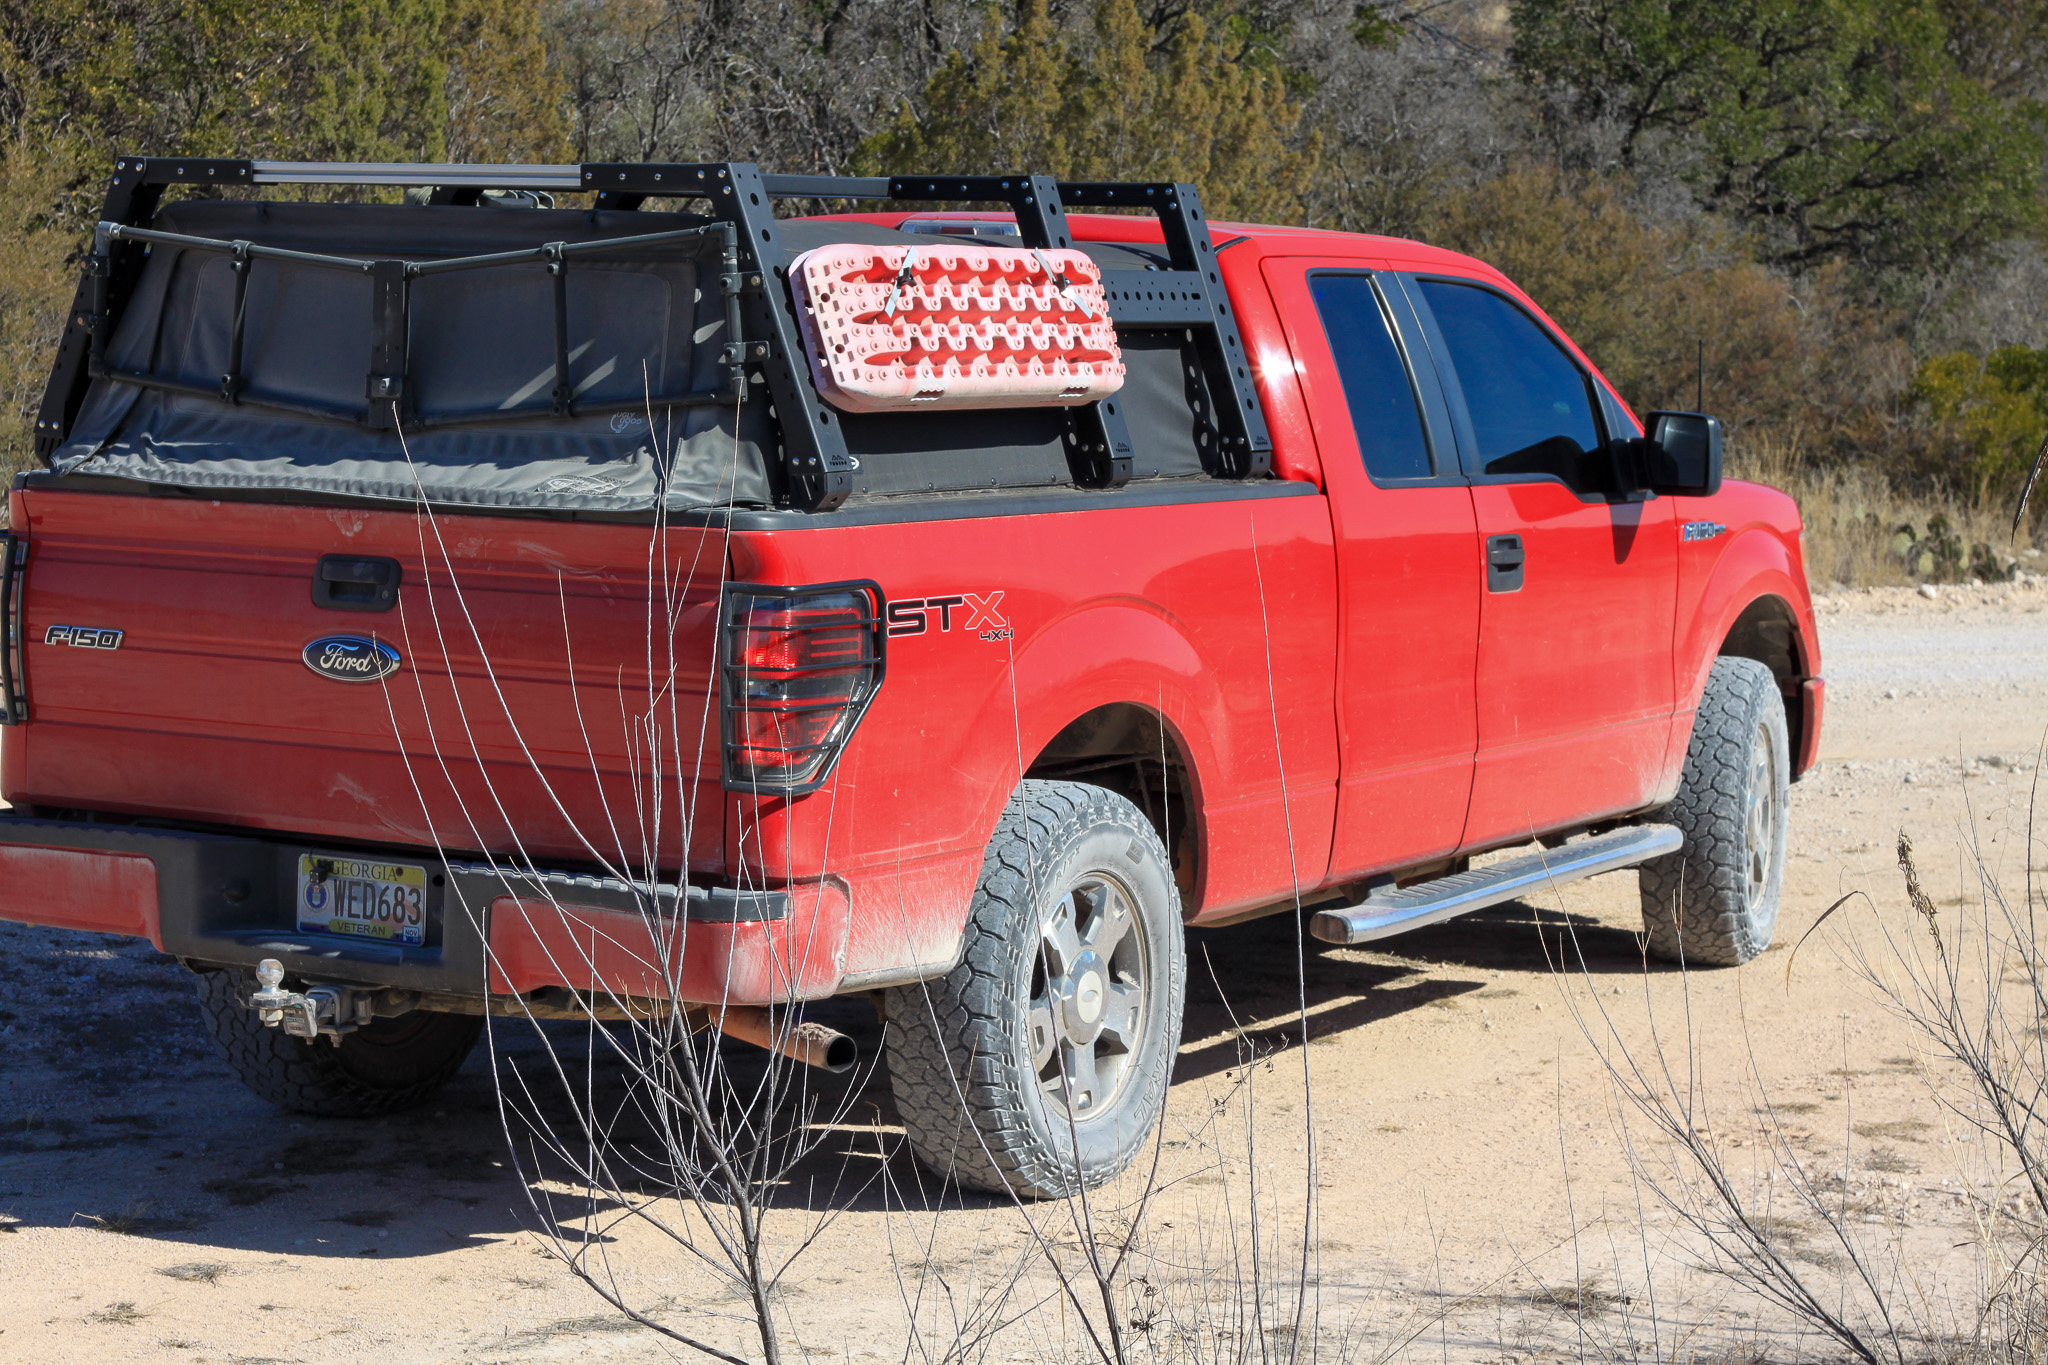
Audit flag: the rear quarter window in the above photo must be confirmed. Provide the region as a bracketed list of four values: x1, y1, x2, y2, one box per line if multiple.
[1308, 273, 1433, 482]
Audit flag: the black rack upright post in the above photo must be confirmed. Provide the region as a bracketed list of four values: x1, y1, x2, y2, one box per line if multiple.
[1055, 181, 1272, 478]
[583, 161, 859, 512]
[33, 158, 252, 457]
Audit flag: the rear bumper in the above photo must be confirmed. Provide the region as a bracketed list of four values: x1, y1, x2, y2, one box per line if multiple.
[0, 815, 847, 1005]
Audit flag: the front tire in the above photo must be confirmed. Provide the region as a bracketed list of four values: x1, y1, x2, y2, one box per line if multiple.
[1640, 656, 1790, 966]
[194, 967, 483, 1116]
[884, 781, 1186, 1199]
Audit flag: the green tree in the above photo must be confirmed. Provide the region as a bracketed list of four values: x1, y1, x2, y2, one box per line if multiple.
[858, 0, 1315, 225]
[1425, 163, 1908, 449]
[865, 0, 1070, 176]
[0, 136, 84, 476]
[0, 0, 565, 476]
[444, 0, 571, 163]
[0, 1, 307, 166]
[1912, 345, 2048, 498]
[0, 0, 458, 217]
[1937, 0, 2048, 103]
[287, 0, 452, 164]
[1509, 0, 2045, 273]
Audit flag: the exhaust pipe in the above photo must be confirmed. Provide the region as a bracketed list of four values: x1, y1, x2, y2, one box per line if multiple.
[712, 1005, 857, 1074]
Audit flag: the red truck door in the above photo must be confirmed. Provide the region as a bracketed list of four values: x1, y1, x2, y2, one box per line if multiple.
[1262, 259, 1481, 879]
[1394, 274, 1677, 848]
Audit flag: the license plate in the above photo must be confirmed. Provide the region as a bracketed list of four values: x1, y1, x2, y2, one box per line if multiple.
[297, 855, 428, 946]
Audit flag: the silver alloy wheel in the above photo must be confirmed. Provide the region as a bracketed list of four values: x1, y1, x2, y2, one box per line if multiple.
[1029, 873, 1146, 1118]
[1744, 720, 1778, 909]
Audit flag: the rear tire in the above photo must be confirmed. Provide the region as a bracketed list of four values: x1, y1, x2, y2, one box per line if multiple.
[1640, 656, 1790, 967]
[884, 781, 1185, 1199]
[194, 967, 483, 1117]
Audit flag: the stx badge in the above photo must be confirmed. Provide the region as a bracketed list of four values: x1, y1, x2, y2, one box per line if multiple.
[44, 624, 123, 650]
[887, 591, 1010, 641]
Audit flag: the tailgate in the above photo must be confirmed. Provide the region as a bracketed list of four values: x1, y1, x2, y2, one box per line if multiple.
[7, 490, 728, 873]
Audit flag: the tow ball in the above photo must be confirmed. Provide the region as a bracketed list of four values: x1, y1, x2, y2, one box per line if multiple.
[247, 958, 374, 1046]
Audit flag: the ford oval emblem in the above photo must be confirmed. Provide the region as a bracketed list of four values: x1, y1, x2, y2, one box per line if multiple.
[303, 635, 402, 683]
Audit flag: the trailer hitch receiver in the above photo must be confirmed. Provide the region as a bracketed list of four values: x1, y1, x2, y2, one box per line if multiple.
[248, 957, 375, 1046]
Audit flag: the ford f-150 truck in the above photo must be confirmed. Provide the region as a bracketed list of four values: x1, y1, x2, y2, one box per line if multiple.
[0, 159, 1820, 1198]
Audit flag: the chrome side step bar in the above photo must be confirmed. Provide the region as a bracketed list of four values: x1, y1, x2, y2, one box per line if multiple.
[1308, 823, 1683, 946]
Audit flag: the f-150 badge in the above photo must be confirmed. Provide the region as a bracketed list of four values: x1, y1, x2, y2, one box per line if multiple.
[303, 635, 402, 682]
[44, 624, 122, 649]
[1682, 521, 1728, 542]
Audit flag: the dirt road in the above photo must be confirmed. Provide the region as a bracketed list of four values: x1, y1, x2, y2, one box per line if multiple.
[1, 583, 2039, 1363]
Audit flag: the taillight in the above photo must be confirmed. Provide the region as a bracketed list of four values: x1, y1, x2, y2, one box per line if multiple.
[719, 581, 885, 794]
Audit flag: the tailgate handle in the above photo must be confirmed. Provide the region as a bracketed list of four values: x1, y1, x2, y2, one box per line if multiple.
[312, 555, 401, 612]
[1485, 534, 1524, 594]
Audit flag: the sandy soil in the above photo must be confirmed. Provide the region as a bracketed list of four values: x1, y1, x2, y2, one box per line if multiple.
[3, 581, 2044, 1364]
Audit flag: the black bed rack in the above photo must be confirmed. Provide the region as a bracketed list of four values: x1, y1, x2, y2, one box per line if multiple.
[34, 158, 1274, 513]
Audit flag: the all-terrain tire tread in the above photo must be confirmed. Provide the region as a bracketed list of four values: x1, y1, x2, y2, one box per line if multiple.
[1639, 656, 1789, 967]
[884, 780, 1184, 1200]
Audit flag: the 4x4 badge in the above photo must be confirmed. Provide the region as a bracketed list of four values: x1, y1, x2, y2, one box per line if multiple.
[303, 635, 401, 682]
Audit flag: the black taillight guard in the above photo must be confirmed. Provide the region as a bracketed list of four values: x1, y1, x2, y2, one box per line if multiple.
[718, 580, 885, 795]
[0, 533, 28, 725]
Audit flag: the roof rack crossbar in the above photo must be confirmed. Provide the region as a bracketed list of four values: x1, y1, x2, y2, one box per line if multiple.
[250, 161, 584, 189]
[760, 175, 894, 199]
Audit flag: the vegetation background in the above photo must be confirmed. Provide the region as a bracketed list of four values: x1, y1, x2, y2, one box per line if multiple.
[4, 0, 2045, 584]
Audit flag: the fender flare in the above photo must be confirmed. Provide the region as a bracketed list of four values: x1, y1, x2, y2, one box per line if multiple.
[950, 598, 1228, 875]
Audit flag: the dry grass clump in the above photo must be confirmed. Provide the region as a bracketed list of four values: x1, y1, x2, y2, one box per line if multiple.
[1730, 439, 2030, 588]
[86, 1300, 148, 1325]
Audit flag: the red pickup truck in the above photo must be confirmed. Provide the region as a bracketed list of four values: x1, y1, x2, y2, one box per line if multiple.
[4, 159, 1820, 1199]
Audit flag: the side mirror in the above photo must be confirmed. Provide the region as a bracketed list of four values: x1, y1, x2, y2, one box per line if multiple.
[1643, 410, 1723, 497]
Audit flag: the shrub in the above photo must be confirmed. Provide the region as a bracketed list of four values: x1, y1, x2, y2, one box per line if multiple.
[1909, 345, 2048, 502]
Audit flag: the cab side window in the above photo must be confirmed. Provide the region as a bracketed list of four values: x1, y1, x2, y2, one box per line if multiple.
[1415, 279, 1607, 492]
[1310, 273, 1434, 482]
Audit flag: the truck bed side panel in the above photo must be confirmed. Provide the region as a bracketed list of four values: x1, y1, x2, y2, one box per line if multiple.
[726, 486, 1340, 969]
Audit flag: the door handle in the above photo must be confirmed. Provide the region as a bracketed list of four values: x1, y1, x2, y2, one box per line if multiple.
[1486, 534, 1524, 593]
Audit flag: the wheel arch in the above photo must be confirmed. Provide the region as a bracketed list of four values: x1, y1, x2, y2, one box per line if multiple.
[943, 599, 1234, 917]
[1026, 702, 1205, 907]
[1676, 520, 1820, 777]
[1718, 593, 1804, 688]
[1711, 591, 1818, 778]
